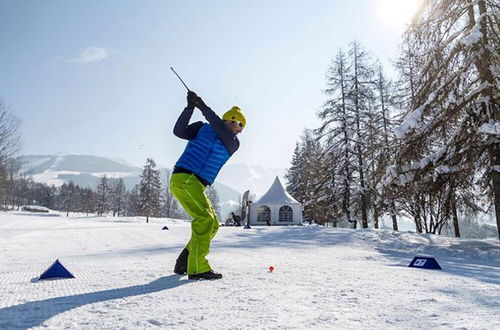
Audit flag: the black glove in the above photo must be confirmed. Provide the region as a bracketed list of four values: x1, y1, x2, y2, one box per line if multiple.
[186, 91, 197, 109]
[195, 94, 206, 109]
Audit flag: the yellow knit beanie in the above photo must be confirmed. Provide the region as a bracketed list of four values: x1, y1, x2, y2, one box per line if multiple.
[222, 106, 246, 128]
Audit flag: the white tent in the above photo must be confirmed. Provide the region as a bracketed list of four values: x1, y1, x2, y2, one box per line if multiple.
[248, 176, 302, 226]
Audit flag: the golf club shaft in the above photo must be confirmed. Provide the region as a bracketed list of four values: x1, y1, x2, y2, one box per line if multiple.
[170, 67, 191, 91]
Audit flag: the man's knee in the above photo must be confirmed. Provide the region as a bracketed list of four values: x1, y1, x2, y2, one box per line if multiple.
[192, 216, 215, 234]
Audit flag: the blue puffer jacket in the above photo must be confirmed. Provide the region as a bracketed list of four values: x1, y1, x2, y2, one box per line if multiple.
[175, 123, 230, 184]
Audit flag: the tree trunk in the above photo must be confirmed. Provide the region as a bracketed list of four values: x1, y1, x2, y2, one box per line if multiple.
[414, 215, 421, 233]
[392, 213, 398, 231]
[414, 202, 422, 233]
[453, 204, 460, 237]
[373, 207, 379, 229]
[489, 144, 500, 241]
[358, 145, 368, 228]
[340, 57, 352, 227]
[493, 171, 500, 241]
[474, 0, 499, 240]
[451, 196, 461, 238]
[389, 200, 398, 231]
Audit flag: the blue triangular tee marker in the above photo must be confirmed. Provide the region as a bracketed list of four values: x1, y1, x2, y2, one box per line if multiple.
[39, 259, 75, 280]
[408, 255, 442, 270]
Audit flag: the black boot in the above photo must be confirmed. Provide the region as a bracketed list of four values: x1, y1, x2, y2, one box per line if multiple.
[174, 248, 188, 274]
[188, 270, 223, 280]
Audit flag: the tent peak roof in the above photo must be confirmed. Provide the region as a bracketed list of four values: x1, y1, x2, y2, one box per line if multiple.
[256, 176, 299, 204]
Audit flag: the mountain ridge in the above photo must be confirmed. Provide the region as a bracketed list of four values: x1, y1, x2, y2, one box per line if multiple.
[16, 154, 288, 219]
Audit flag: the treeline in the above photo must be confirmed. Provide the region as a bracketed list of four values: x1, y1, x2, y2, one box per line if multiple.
[1, 158, 189, 222]
[0, 99, 224, 223]
[286, 0, 499, 239]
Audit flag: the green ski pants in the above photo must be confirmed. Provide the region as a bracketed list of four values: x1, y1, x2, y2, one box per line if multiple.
[170, 173, 219, 274]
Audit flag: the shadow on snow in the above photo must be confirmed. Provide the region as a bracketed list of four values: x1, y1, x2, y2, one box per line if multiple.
[0, 275, 188, 330]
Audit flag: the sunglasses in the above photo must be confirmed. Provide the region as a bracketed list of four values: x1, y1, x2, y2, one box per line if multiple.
[232, 121, 244, 128]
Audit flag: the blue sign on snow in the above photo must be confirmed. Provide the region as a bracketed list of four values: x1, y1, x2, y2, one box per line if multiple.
[408, 255, 442, 270]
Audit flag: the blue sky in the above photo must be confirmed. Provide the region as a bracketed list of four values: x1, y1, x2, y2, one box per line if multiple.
[0, 0, 418, 169]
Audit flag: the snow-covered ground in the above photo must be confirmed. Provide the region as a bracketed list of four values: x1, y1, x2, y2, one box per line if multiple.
[0, 211, 499, 330]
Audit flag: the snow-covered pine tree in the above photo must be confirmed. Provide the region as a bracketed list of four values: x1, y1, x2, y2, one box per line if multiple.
[206, 185, 221, 221]
[317, 46, 378, 228]
[371, 64, 399, 230]
[317, 49, 355, 226]
[81, 187, 95, 216]
[12, 176, 27, 210]
[317, 145, 347, 227]
[111, 178, 126, 217]
[37, 183, 56, 209]
[70, 183, 82, 214]
[305, 142, 335, 226]
[347, 41, 377, 229]
[96, 175, 111, 216]
[126, 184, 140, 216]
[138, 158, 162, 223]
[286, 129, 328, 224]
[285, 142, 305, 202]
[385, 0, 499, 238]
[59, 182, 72, 216]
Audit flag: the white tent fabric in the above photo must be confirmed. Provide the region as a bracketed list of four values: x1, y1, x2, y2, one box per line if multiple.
[257, 177, 299, 204]
[248, 176, 302, 225]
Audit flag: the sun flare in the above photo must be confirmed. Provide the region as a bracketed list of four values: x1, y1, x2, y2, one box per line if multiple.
[376, 0, 421, 26]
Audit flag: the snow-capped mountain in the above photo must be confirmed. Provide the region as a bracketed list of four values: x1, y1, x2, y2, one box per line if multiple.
[18, 154, 142, 188]
[16, 155, 287, 219]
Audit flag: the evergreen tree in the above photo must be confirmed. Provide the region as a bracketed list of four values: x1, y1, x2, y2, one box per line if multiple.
[286, 130, 327, 224]
[385, 0, 499, 238]
[81, 188, 95, 216]
[59, 182, 72, 216]
[371, 64, 399, 230]
[286, 142, 304, 202]
[126, 184, 140, 216]
[138, 158, 162, 223]
[317, 49, 357, 227]
[111, 178, 127, 217]
[96, 176, 111, 216]
[347, 41, 376, 229]
[69, 182, 80, 214]
[37, 184, 56, 209]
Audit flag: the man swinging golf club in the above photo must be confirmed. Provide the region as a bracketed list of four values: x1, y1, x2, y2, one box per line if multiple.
[171, 90, 246, 280]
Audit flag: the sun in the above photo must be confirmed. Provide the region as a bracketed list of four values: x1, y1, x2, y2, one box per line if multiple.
[376, 0, 421, 26]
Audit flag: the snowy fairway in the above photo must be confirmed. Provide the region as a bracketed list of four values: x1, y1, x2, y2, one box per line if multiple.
[0, 212, 499, 330]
